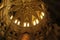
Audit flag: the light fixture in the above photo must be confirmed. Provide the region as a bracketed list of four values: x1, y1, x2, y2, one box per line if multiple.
[10, 15, 13, 20]
[14, 19, 18, 24]
[17, 21, 20, 25]
[41, 12, 45, 16]
[35, 19, 39, 24]
[24, 22, 26, 27]
[27, 23, 29, 27]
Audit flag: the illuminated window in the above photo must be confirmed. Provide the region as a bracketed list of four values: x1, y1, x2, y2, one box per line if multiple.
[35, 19, 39, 24]
[40, 15, 43, 19]
[41, 12, 45, 16]
[33, 21, 36, 26]
[14, 19, 18, 24]
[27, 23, 29, 27]
[24, 22, 26, 27]
[10, 15, 13, 20]
[17, 21, 20, 25]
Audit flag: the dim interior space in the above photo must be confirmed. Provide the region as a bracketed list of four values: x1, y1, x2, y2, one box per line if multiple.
[0, 0, 60, 40]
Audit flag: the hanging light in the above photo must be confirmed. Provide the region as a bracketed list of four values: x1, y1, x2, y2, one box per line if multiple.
[35, 19, 39, 24]
[17, 21, 20, 25]
[27, 23, 29, 27]
[24, 22, 26, 27]
[41, 12, 45, 16]
[14, 19, 18, 24]
[10, 15, 13, 20]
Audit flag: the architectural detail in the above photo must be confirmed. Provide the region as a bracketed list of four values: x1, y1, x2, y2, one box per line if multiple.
[0, 0, 60, 40]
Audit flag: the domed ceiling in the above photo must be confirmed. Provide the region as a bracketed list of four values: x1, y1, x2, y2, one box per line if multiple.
[8, 0, 47, 27]
[0, 0, 49, 34]
[0, 0, 51, 40]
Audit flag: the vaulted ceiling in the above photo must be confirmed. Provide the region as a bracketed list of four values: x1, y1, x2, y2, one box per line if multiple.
[0, 0, 60, 40]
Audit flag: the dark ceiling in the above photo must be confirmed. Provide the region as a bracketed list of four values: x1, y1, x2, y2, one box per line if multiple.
[42, 0, 60, 26]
